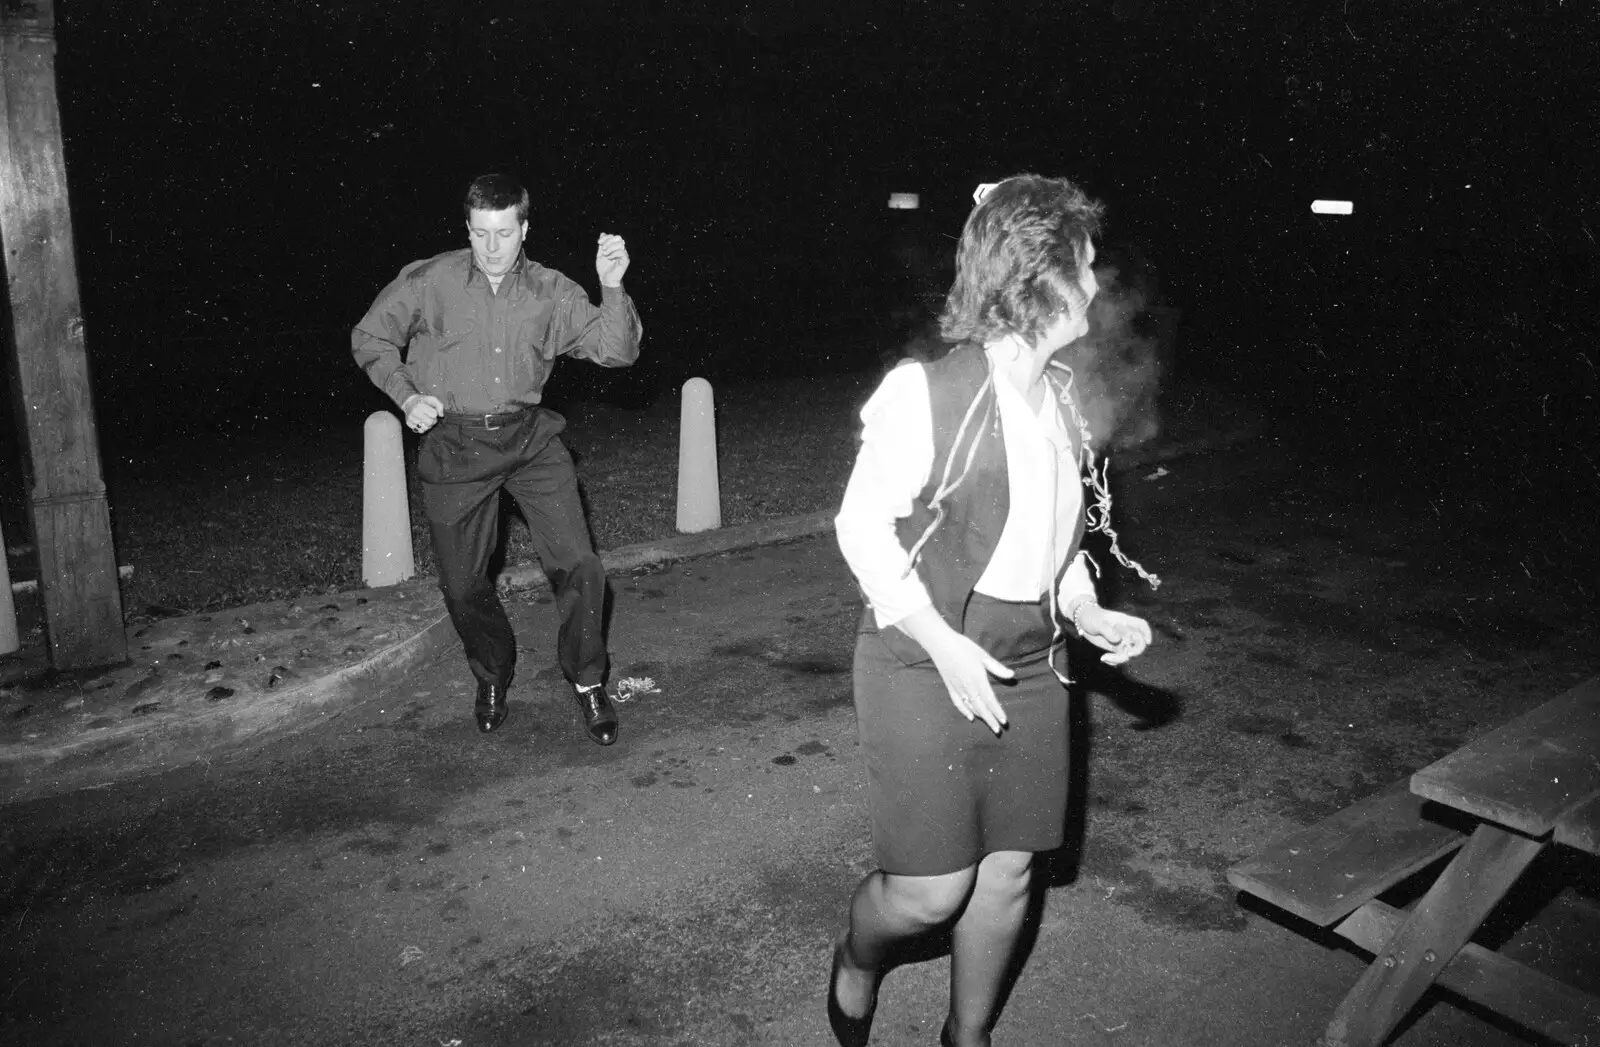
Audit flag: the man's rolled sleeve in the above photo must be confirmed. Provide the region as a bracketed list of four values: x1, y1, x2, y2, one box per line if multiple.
[352, 272, 423, 407]
[551, 281, 642, 367]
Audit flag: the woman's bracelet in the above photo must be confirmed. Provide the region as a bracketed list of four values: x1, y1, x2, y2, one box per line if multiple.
[1069, 599, 1099, 634]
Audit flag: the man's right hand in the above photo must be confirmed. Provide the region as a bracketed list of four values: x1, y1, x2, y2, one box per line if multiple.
[402, 394, 445, 434]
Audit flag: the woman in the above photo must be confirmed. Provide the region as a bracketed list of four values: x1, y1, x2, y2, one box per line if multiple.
[829, 174, 1157, 1047]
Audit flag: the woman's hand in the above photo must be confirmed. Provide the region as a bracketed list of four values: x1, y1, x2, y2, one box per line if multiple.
[892, 607, 1014, 735]
[926, 632, 1015, 735]
[1070, 601, 1152, 666]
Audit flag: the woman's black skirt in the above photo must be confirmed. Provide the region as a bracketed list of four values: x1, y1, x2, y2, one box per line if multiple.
[852, 593, 1070, 876]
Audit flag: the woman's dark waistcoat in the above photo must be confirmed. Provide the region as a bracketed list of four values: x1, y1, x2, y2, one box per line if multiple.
[866, 345, 1086, 666]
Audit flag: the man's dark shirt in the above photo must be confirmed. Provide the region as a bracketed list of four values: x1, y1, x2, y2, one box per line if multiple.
[352, 248, 642, 414]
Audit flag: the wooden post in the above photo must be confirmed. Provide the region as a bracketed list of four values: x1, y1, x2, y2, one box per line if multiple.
[0, 0, 127, 669]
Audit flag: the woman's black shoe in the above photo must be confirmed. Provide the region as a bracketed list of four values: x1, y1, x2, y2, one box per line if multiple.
[827, 936, 877, 1047]
[939, 1016, 956, 1047]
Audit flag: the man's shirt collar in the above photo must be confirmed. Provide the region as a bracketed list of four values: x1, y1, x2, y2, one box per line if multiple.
[464, 250, 531, 289]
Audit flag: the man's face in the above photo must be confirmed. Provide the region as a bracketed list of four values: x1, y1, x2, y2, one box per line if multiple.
[466, 207, 528, 279]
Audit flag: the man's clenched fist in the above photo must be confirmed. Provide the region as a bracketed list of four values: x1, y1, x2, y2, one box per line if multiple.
[402, 394, 444, 434]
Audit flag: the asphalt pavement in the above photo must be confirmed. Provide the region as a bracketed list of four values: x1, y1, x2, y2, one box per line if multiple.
[0, 508, 842, 807]
[0, 395, 1259, 807]
[3, 394, 1599, 1047]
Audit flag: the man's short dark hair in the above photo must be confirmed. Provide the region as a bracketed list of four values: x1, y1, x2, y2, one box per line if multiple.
[938, 174, 1105, 347]
[463, 173, 530, 223]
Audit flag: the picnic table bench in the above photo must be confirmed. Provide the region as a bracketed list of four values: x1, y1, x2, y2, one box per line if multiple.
[1228, 675, 1600, 1046]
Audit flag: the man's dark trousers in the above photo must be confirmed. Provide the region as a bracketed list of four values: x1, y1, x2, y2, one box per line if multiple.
[417, 407, 607, 691]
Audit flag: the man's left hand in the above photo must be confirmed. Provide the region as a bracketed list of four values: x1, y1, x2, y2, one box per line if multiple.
[596, 233, 630, 287]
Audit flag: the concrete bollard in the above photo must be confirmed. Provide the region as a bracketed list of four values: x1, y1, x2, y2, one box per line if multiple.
[0, 519, 18, 655]
[362, 410, 416, 587]
[676, 377, 721, 533]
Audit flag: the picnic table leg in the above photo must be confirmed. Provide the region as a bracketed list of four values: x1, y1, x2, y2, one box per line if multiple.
[1323, 821, 1545, 1047]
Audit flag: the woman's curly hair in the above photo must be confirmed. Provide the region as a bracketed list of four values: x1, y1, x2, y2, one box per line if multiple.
[937, 174, 1105, 347]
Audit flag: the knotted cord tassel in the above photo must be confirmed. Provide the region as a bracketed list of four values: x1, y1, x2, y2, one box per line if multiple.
[1049, 361, 1161, 590]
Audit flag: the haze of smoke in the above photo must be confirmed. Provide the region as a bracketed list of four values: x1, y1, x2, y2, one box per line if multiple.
[887, 258, 1176, 453]
[1057, 263, 1169, 453]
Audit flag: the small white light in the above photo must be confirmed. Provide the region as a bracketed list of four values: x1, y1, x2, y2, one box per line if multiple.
[888, 192, 920, 210]
[1311, 199, 1353, 215]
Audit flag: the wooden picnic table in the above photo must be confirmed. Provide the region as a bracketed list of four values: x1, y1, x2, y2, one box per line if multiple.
[1322, 675, 1600, 1047]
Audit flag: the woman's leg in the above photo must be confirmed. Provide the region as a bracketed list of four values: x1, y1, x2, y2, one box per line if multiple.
[833, 865, 978, 1018]
[944, 849, 1035, 1046]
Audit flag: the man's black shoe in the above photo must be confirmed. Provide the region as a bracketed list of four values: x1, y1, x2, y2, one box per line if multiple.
[475, 680, 509, 733]
[573, 682, 619, 745]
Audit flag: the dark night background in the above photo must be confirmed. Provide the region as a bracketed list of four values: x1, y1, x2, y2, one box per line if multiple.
[25, 0, 1600, 488]
[3, 7, 1600, 1040]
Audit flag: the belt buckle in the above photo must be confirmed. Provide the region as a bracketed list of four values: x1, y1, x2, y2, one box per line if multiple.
[484, 412, 500, 431]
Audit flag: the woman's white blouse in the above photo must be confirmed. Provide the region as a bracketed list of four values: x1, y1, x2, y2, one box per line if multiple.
[835, 348, 1098, 630]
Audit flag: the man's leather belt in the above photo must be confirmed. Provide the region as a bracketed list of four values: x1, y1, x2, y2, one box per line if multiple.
[439, 406, 533, 430]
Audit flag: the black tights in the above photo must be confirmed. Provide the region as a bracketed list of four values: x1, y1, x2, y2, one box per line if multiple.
[835, 850, 1034, 1047]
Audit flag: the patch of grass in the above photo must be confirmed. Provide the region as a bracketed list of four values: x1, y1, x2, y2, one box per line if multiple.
[97, 370, 880, 623]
